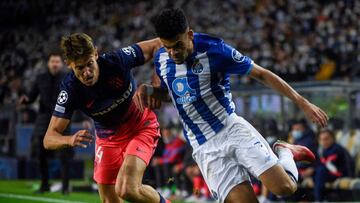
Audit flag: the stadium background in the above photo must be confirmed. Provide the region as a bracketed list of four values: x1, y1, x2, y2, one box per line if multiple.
[0, 0, 359, 202]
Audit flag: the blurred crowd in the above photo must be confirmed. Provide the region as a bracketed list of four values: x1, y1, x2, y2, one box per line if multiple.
[1, 0, 360, 202]
[1, 0, 359, 91]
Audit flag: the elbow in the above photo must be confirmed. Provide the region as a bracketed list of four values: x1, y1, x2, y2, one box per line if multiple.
[43, 135, 50, 150]
[43, 131, 55, 150]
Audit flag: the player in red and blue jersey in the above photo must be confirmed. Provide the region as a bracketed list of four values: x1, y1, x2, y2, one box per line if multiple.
[43, 33, 170, 203]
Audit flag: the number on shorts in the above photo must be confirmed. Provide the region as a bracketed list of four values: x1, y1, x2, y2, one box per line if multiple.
[96, 146, 103, 163]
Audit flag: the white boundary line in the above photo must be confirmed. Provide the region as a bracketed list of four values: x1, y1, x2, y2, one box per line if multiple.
[0, 193, 88, 203]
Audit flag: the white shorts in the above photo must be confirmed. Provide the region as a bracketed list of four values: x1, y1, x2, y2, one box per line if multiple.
[192, 114, 278, 203]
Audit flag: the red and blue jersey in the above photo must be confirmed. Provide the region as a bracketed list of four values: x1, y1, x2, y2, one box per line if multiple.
[53, 44, 146, 139]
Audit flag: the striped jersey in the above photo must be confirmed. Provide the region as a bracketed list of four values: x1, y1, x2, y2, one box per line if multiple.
[154, 33, 254, 148]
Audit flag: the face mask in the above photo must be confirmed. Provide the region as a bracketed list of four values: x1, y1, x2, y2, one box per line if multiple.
[292, 130, 303, 140]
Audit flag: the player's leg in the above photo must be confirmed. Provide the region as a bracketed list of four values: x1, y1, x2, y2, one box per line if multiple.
[260, 140, 317, 196]
[93, 143, 125, 203]
[191, 125, 255, 203]
[115, 155, 165, 202]
[98, 184, 123, 203]
[238, 117, 314, 196]
[259, 164, 297, 196]
[115, 111, 169, 203]
[224, 181, 259, 203]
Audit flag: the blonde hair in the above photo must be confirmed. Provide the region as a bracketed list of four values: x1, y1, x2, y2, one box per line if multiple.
[60, 33, 95, 62]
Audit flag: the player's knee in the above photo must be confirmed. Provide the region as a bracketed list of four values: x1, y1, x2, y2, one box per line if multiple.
[272, 180, 297, 196]
[99, 190, 120, 203]
[100, 197, 114, 203]
[116, 185, 139, 201]
[115, 178, 140, 201]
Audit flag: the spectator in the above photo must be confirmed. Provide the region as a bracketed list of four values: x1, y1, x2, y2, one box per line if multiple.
[183, 144, 211, 202]
[151, 125, 186, 198]
[314, 129, 353, 201]
[337, 119, 360, 176]
[290, 119, 317, 183]
[18, 53, 73, 194]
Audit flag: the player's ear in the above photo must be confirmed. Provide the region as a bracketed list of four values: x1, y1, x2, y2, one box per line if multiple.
[188, 29, 194, 40]
[67, 61, 75, 70]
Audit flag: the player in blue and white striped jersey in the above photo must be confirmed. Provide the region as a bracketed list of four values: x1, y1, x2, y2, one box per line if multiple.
[134, 8, 328, 203]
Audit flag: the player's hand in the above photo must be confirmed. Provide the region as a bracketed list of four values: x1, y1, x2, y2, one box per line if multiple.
[69, 130, 93, 148]
[17, 95, 29, 106]
[133, 84, 162, 112]
[300, 101, 329, 128]
[147, 96, 162, 110]
[133, 84, 148, 112]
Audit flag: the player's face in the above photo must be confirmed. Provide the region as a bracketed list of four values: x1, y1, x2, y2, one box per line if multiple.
[48, 56, 63, 75]
[161, 29, 194, 64]
[291, 123, 304, 132]
[319, 132, 334, 149]
[69, 52, 99, 86]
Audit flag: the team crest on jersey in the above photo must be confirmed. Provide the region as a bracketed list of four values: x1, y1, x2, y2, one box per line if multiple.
[191, 60, 203, 74]
[57, 90, 68, 104]
[232, 48, 245, 63]
[172, 77, 197, 104]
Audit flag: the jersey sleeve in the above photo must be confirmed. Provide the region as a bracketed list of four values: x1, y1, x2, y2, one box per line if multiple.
[211, 41, 254, 75]
[114, 44, 145, 68]
[52, 82, 76, 119]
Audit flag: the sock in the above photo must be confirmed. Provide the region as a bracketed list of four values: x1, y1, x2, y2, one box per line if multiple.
[158, 192, 171, 203]
[277, 147, 299, 182]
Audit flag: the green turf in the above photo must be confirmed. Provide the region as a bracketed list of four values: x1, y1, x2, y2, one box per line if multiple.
[0, 180, 99, 203]
[0, 180, 188, 203]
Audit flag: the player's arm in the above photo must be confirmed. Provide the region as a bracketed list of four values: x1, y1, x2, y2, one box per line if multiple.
[150, 69, 171, 102]
[248, 63, 328, 127]
[43, 116, 93, 150]
[133, 84, 170, 112]
[136, 38, 162, 63]
[133, 69, 170, 112]
[18, 75, 40, 105]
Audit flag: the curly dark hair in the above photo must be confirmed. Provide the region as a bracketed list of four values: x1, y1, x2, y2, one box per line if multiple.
[153, 8, 188, 40]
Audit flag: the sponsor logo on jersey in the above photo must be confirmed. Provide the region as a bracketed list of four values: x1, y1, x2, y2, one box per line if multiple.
[231, 48, 245, 63]
[122, 46, 136, 57]
[91, 83, 133, 116]
[172, 77, 197, 104]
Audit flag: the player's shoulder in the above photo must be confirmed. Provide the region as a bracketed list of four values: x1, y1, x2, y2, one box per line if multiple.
[194, 33, 224, 52]
[154, 47, 169, 66]
[98, 51, 121, 66]
[60, 72, 78, 91]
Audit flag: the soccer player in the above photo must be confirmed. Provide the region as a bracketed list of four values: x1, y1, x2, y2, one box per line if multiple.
[134, 8, 328, 203]
[43, 33, 170, 203]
